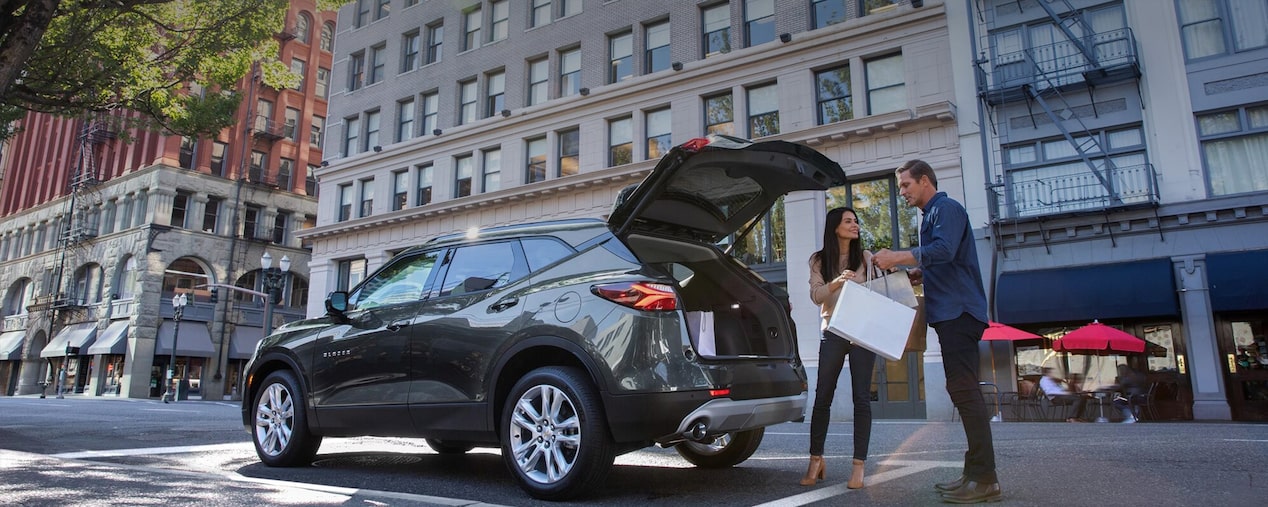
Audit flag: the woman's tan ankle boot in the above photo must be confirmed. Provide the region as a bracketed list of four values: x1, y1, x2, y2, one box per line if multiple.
[799, 455, 826, 486]
[848, 458, 865, 489]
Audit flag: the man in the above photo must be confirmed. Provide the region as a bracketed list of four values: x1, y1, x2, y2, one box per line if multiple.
[873, 159, 1000, 504]
[1040, 367, 1090, 422]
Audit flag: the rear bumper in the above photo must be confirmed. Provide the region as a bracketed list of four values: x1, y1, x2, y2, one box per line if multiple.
[602, 389, 806, 445]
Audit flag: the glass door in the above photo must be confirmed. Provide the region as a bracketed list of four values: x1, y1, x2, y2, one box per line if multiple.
[871, 350, 926, 419]
[1218, 316, 1268, 421]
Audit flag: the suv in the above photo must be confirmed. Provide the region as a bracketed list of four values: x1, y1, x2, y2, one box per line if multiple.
[241, 136, 846, 500]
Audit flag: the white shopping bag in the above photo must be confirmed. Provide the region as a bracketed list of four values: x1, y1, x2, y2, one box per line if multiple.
[826, 280, 917, 361]
[686, 311, 716, 357]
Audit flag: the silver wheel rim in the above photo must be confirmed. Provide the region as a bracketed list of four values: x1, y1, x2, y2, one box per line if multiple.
[683, 432, 732, 456]
[508, 384, 581, 484]
[255, 382, 295, 457]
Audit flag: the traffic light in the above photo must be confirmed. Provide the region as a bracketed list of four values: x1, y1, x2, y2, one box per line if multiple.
[210, 289, 219, 304]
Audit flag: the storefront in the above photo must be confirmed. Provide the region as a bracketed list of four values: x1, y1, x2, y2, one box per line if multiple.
[85, 320, 130, 396]
[153, 320, 215, 399]
[0, 330, 24, 395]
[1207, 250, 1268, 421]
[39, 321, 99, 394]
[226, 326, 266, 400]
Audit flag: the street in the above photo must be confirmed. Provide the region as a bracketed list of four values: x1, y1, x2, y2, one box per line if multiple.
[0, 396, 1264, 506]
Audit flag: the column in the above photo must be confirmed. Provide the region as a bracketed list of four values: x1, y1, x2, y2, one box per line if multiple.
[189, 194, 208, 232]
[1174, 255, 1232, 420]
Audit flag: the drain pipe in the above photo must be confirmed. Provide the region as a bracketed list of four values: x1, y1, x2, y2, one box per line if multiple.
[965, 0, 1000, 320]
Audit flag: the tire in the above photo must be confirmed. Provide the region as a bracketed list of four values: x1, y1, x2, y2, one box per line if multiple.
[501, 366, 615, 501]
[425, 438, 475, 455]
[674, 427, 765, 468]
[251, 370, 322, 467]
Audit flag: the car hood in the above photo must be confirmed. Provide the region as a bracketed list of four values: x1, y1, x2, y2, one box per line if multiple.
[608, 135, 846, 243]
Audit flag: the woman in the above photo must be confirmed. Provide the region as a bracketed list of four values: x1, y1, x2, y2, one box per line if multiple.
[800, 207, 877, 489]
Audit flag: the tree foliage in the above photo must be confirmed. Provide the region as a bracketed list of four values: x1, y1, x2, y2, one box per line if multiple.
[0, 0, 347, 140]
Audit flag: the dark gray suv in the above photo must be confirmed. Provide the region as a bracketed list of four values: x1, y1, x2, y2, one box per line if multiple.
[241, 135, 846, 500]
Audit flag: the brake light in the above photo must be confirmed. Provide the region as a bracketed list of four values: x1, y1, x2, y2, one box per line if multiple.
[592, 282, 678, 311]
[709, 388, 731, 397]
[681, 137, 711, 153]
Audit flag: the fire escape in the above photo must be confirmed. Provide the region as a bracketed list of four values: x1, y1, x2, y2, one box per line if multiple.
[975, 0, 1155, 250]
[43, 121, 112, 320]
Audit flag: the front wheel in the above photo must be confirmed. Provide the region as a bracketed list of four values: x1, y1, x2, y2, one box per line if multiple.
[501, 366, 615, 501]
[251, 370, 322, 467]
[674, 428, 765, 468]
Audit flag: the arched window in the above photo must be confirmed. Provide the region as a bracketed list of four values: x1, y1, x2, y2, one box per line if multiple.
[73, 263, 105, 304]
[320, 22, 335, 52]
[3, 278, 33, 316]
[162, 257, 212, 302]
[295, 12, 312, 44]
[116, 256, 139, 299]
[288, 275, 309, 308]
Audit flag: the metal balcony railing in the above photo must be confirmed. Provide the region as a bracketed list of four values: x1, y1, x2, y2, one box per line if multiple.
[978, 28, 1140, 103]
[994, 162, 1159, 219]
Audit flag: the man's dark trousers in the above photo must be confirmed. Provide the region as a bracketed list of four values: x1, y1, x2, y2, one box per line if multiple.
[933, 312, 997, 484]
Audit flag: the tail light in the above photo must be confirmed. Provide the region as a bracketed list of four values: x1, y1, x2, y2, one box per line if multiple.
[592, 282, 678, 311]
[681, 137, 711, 153]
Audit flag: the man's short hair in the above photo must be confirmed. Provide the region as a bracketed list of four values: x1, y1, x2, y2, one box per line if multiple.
[897, 159, 938, 189]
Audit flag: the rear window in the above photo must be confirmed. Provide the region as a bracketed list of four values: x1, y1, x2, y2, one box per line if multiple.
[522, 237, 575, 272]
[664, 165, 763, 222]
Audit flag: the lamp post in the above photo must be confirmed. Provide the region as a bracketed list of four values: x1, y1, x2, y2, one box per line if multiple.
[260, 252, 290, 336]
[163, 292, 189, 403]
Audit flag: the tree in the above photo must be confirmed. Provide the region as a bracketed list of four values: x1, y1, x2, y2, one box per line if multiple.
[0, 0, 347, 140]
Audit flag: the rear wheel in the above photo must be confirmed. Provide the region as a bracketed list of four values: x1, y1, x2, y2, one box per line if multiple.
[501, 366, 615, 500]
[425, 438, 475, 455]
[674, 428, 764, 468]
[251, 370, 322, 467]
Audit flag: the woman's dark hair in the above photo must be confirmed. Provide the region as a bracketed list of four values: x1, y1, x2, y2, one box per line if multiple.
[813, 207, 864, 281]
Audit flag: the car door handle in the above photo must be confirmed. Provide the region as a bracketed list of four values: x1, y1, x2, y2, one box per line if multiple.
[490, 297, 520, 312]
[387, 319, 411, 332]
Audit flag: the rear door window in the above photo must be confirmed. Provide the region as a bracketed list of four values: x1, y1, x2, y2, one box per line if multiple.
[437, 241, 524, 296]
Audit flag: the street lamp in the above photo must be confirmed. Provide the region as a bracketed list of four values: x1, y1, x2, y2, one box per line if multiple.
[163, 292, 189, 403]
[260, 252, 290, 336]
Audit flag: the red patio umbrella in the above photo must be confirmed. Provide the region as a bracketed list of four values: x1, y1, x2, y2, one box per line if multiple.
[1053, 320, 1145, 354]
[983, 321, 1043, 341]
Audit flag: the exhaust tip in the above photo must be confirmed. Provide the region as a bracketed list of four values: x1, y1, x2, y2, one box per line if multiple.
[688, 421, 708, 441]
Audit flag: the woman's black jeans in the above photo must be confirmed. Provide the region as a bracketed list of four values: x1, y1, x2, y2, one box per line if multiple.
[808, 330, 877, 460]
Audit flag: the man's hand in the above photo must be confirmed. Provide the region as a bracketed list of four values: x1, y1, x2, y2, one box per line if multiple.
[907, 267, 923, 286]
[872, 248, 915, 271]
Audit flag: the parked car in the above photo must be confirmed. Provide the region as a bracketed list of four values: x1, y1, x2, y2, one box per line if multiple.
[241, 135, 846, 500]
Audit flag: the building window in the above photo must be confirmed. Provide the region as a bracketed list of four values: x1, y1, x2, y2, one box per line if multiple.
[482, 148, 502, 193]
[459, 79, 478, 125]
[646, 108, 672, 159]
[316, 67, 330, 99]
[249, 150, 266, 183]
[290, 58, 306, 91]
[645, 20, 671, 73]
[255, 98, 274, 133]
[816, 64, 852, 124]
[702, 3, 731, 58]
[862, 0, 901, 16]
[320, 22, 334, 52]
[203, 197, 221, 233]
[354, 0, 371, 28]
[365, 110, 380, 151]
[416, 164, 433, 205]
[561, 0, 581, 17]
[464, 7, 482, 51]
[344, 116, 360, 156]
[490, 1, 509, 42]
[179, 137, 196, 169]
[295, 12, 311, 44]
[526, 136, 547, 183]
[704, 92, 734, 136]
[455, 154, 473, 197]
[349, 51, 365, 91]
[609, 31, 633, 83]
[1200, 105, 1268, 196]
[375, 0, 390, 20]
[369, 44, 386, 85]
[402, 30, 420, 72]
[210, 141, 227, 177]
[306, 165, 319, 197]
[397, 98, 415, 142]
[272, 212, 289, 244]
[359, 178, 375, 217]
[422, 91, 439, 134]
[486, 70, 505, 118]
[531, 0, 552, 27]
[745, 0, 775, 47]
[244, 205, 261, 240]
[559, 47, 581, 97]
[336, 258, 368, 292]
[528, 58, 549, 106]
[171, 192, 190, 228]
[559, 128, 579, 176]
[812, 0, 847, 29]
[338, 184, 353, 221]
[278, 158, 294, 191]
[284, 107, 300, 140]
[1178, 0, 1268, 59]
[866, 53, 904, 115]
[311, 115, 325, 147]
[747, 83, 779, 137]
[827, 175, 918, 251]
[426, 22, 444, 64]
[393, 170, 409, 210]
[1002, 126, 1149, 217]
[609, 116, 633, 166]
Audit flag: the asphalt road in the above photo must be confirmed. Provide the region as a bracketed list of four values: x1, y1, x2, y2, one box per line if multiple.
[1, 396, 1265, 506]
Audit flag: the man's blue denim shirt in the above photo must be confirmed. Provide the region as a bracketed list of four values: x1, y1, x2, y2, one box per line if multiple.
[911, 192, 989, 326]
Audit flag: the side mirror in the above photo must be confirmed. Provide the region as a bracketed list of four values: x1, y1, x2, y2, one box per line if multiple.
[326, 291, 349, 315]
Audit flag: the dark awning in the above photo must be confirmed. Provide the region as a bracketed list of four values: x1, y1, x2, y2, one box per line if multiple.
[1206, 250, 1268, 312]
[229, 327, 265, 360]
[0, 330, 25, 361]
[156, 321, 215, 358]
[86, 320, 130, 355]
[40, 322, 99, 358]
[996, 258, 1178, 325]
